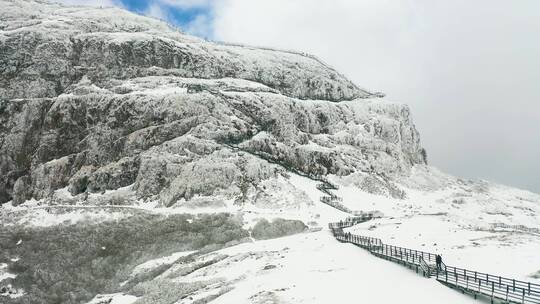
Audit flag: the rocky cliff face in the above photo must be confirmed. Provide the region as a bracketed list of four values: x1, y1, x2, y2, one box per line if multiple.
[0, 0, 426, 206]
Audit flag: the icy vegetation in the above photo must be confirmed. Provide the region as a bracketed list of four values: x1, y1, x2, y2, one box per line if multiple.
[0, 1, 539, 304]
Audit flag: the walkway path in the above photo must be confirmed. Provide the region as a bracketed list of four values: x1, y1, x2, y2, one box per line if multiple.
[313, 173, 540, 304]
[328, 217, 540, 304]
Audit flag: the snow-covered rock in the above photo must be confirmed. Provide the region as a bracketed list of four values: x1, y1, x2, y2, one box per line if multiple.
[0, 0, 425, 207]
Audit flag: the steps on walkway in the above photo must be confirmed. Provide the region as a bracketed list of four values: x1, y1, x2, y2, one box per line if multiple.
[315, 176, 357, 214]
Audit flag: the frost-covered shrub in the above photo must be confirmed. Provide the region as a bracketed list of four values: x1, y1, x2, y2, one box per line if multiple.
[0, 213, 248, 304]
[251, 218, 307, 240]
[130, 279, 205, 304]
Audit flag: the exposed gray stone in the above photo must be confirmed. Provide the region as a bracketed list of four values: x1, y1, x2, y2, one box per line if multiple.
[251, 218, 308, 240]
[12, 175, 30, 206]
[87, 156, 140, 193]
[0, 0, 426, 206]
[68, 165, 96, 196]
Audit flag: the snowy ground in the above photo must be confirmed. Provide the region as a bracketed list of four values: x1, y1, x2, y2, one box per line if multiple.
[139, 230, 477, 304]
[131, 251, 197, 278]
[334, 166, 540, 283]
[2, 164, 539, 303]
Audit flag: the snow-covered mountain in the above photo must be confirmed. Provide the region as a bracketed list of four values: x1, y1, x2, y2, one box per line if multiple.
[1, 1, 539, 304]
[0, 0, 424, 208]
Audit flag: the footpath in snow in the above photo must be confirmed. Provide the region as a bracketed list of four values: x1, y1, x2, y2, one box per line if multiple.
[207, 230, 477, 304]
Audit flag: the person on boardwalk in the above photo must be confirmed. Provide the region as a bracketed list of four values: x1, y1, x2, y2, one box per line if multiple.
[436, 254, 443, 271]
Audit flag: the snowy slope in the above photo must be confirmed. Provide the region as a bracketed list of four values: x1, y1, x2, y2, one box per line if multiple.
[75, 228, 478, 304]
[2, 166, 539, 303]
[169, 230, 477, 304]
[333, 165, 540, 283]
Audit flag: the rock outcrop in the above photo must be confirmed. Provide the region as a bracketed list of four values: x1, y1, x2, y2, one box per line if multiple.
[0, 0, 426, 206]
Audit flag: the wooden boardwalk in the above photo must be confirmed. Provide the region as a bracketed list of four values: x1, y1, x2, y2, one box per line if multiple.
[328, 218, 540, 304]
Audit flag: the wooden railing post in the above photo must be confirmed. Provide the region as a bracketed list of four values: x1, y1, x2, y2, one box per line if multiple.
[478, 279, 481, 294]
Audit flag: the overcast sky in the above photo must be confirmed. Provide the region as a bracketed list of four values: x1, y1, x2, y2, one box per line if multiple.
[58, 0, 540, 193]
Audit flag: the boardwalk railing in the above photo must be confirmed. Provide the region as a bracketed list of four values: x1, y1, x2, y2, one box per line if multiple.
[316, 177, 357, 214]
[316, 182, 339, 191]
[329, 218, 540, 303]
[328, 216, 374, 229]
[332, 233, 434, 277]
[491, 223, 540, 235]
[329, 219, 434, 277]
[224, 144, 360, 215]
[437, 264, 540, 304]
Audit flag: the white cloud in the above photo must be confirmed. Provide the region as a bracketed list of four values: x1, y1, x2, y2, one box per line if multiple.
[210, 0, 540, 193]
[144, 3, 170, 21]
[184, 13, 213, 38]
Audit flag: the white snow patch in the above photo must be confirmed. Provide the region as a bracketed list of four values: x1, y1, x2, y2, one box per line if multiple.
[330, 165, 540, 283]
[86, 293, 138, 304]
[175, 283, 225, 304]
[131, 86, 188, 96]
[0, 262, 17, 281]
[132, 251, 196, 277]
[172, 231, 477, 304]
[15, 208, 128, 227]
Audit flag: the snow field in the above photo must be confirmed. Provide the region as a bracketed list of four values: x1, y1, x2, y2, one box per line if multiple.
[205, 231, 477, 304]
[330, 168, 540, 283]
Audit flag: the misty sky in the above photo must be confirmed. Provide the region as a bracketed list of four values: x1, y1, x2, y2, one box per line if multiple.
[58, 0, 540, 193]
